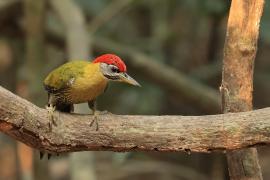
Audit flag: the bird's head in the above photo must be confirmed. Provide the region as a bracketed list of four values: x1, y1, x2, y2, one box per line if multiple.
[93, 54, 141, 86]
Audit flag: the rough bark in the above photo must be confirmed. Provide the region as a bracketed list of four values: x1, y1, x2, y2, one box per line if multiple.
[0, 86, 270, 154]
[221, 0, 265, 179]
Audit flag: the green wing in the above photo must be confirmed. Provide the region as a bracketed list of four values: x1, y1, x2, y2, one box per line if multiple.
[44, 61, 89, 93]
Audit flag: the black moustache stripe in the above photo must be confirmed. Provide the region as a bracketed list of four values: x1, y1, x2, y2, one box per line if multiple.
[104, 74, 120, 80]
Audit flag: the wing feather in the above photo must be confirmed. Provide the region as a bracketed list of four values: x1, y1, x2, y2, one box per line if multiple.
[44, 61, 89, 94]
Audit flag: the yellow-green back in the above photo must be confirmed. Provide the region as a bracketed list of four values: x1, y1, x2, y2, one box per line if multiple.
[44, 61, 90, 91]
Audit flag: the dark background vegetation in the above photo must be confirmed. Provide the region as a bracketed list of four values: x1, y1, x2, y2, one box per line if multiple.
[0, 0, 269, 179]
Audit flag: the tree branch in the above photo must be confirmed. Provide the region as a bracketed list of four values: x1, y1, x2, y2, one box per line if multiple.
[0, 86, 270, 154]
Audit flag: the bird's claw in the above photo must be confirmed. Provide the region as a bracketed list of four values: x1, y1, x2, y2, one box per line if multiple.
[19, 126, 24, 133]
[46, 105, 56, 130]
[90, 115, 99, 131]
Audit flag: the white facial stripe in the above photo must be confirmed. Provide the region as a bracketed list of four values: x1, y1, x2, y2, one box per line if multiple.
[100, 63, 121, 80]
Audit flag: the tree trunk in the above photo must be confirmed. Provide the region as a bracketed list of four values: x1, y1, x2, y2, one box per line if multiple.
[221, 0, 265, 179]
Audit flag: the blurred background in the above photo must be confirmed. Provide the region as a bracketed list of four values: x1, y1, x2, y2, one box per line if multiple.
[0, 0, 269, 179]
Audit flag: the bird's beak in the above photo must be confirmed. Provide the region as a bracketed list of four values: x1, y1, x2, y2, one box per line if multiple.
[118, 72, 141, 87]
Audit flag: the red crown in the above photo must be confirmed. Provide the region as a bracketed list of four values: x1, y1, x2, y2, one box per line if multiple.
[93, 54, 127, 72]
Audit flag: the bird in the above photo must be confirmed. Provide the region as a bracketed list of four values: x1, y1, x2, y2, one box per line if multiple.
[43, 53, 140, 125]
[41, 54, 140, 159]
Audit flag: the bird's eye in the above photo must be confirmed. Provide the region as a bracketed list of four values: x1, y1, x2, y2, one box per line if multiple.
[111, 66, 119, 73]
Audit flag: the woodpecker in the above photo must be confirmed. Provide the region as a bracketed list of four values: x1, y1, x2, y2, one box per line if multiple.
[43, 54, 140, 129]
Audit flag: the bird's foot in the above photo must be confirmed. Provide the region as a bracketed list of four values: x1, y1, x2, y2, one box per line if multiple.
[98, 110, 111, 115]
[46, 104, 56, 129]
[90, 111, 100, 131]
